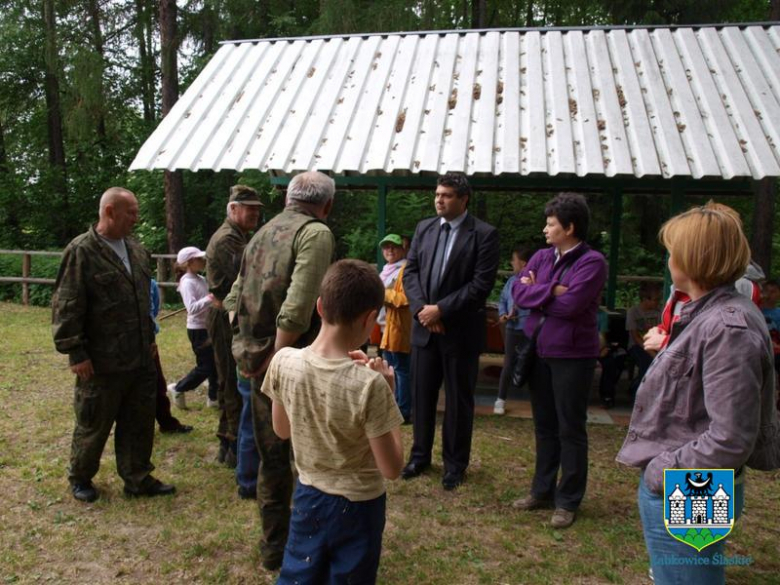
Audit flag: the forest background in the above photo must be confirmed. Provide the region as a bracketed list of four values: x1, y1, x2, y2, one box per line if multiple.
[2, 0, 780, 307]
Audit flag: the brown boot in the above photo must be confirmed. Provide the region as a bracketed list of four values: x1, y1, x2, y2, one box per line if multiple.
[512, 494, 554, 510]
[550, 508, 576, 529]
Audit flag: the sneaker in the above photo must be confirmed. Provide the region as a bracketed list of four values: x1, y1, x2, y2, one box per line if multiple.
[512, 494, 554, 511]
[167, 383, 187, 410]
[206, 397, 219, 409]
[550, 508, 576, 529]
[493, 398, 506, 415]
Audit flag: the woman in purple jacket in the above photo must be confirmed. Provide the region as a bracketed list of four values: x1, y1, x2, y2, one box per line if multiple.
[511, 193, 607, 529]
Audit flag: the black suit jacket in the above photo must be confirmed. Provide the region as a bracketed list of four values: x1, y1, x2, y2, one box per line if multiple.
[403, 213, 500, 354]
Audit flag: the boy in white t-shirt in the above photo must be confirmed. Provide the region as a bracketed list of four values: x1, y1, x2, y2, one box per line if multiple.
[262, 259, 404, 584]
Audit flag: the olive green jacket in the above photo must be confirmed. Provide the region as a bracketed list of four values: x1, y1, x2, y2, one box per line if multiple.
[206, 218, 249, 302]
[232, 205, 334, 373]
[52, 226, 155, 373]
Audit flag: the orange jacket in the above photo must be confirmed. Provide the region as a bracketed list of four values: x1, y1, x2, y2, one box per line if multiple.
[380, 265, 411, 353]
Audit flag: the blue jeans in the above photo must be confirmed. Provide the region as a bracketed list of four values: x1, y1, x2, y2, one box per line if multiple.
[638, 473, 744, 585]
[235, 377, 259, 493]
[384, 351, 411, 420]
[278, 481, 386, 585]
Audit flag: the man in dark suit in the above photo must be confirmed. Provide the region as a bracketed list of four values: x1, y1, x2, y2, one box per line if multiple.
[402, 172, 500, 490]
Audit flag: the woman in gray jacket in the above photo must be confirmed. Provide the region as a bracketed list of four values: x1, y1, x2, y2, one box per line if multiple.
[617, 202, 778, 585]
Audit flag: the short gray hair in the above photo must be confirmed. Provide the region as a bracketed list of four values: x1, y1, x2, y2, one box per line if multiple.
[226, 201, 240, 218]
[286, 171, 335, 206]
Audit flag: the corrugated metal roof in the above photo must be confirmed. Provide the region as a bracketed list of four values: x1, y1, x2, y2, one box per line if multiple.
[130, 24, 780, 180]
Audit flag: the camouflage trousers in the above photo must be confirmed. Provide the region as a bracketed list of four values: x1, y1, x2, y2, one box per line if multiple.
[68, 366, 156, 491]
[251, 375, 293, 566]
[207, 307, 241, 441]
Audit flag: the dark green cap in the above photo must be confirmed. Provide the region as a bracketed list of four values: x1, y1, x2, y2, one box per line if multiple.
[229, 185, 263, 206]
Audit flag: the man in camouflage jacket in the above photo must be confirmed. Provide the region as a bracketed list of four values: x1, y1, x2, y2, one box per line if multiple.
[52, 187, 175, 503]
[232, 171, 336, 571]
[205, 185, 263, 465]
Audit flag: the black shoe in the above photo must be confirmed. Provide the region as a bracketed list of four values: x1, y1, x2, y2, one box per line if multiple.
[71, 481, 98, 503]
[224, 442, 237, 469]
[600, 397, 615, 410]
[401, 460, 429, 480]
[237, 485, 256, 500]
[442, 471, 464, 491]
[216, 441, 227, 464]
[124, 478, 176, 497]
[261, 556, 283, 571]
[160, 424, 193, 434]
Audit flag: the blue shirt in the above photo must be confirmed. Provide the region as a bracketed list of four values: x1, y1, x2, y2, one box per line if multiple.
[762, 307, 780, 332]
[499, 274, 528, 332]
[150, 278, 161, 335]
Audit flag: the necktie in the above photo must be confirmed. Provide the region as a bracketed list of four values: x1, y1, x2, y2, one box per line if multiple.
[428, 222, 451, 301]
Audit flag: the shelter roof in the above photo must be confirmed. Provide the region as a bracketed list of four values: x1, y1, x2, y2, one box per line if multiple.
[130, 23, 780, 181]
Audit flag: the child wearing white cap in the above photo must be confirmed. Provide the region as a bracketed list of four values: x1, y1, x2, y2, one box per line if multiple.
[167, 246, 218, 409]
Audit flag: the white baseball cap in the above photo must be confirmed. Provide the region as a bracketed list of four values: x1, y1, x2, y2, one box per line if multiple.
[177, 246, 206, 264]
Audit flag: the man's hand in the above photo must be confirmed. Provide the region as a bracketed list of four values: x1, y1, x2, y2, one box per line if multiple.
[365, 357, 395, 391]
[643, 326, 667, 353]
[211, 296, 224, 310]
[71, 359, 94, 382]
[426, 321, 446, 334]
[417, 304, 441, 327]
[553, 285, 568, 296]
[520, 271, 536, 285]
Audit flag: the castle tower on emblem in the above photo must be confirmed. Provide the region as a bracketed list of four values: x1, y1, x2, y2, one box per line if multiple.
[668, 484, 686, 525]
[712, 484, 730, 525]
[690, 495, 708, 525]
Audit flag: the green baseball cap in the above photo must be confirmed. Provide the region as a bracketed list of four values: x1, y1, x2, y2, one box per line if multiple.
[378, 234, 403, 247]
[229, 184, 264, 206]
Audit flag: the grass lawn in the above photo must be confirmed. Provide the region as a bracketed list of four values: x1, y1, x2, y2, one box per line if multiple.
[1, 301, 779, 584]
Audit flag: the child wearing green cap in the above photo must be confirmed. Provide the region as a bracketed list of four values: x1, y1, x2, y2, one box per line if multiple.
[378, 234, 412, 423]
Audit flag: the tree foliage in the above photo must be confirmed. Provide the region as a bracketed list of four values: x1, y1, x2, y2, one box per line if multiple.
[0, 0, 778, 295]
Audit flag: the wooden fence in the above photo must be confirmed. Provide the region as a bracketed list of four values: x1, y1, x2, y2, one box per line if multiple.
[0, 249, 178, 305]
[1, 249, 663, 307]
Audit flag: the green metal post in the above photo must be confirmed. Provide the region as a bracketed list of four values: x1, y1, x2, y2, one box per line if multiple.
[663, 182, 686, 297]
[606, 187, 623, 310]
[377, 183, 387, 268]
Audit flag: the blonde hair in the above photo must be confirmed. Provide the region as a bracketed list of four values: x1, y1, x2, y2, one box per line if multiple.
[659, 201, 751, 290]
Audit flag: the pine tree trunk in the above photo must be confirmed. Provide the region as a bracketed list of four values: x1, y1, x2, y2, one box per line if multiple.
[43, 0, 68, 242]
[160, 0, 185, 253]
[87, 0, 107, 144]
[751, 179, 775, 274]
[750, 0, 780, 274]
[0, 117, 7, 175]
[135, 0, 156, 124]
[471, 0, 486, 28]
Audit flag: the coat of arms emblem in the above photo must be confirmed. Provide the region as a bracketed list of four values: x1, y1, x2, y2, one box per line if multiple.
[663, 469, 735, 551]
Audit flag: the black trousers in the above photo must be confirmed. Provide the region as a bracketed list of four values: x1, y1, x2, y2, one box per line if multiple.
[528, 356, 596, 511]
[598, 350, 626, 402]
[175, 328, 218, 395]
[409, 336, 479, 475]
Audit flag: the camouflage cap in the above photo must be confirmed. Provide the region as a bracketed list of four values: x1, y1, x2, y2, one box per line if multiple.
[229, 185, 263, 206]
